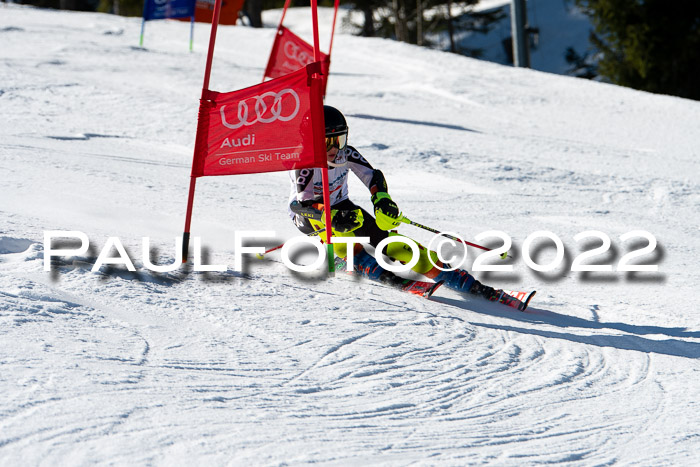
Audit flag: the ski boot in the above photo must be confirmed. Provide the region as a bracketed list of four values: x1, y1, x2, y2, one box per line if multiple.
[435, 267, 534, 310]
[468, 280, 503, 301]
[434, 268, 476, 293]
[352, 250, 417, 289]
[353, 250, 386, 280]
[435, 269, 502, 300]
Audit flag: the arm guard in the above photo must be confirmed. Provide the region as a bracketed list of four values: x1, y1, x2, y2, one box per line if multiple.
[370, 169, 389, 195]
[290, 200, 323, 221]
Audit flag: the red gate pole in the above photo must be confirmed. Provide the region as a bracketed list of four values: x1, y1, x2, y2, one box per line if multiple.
[329, 0, 340, 56]
[310, 0, 335, 274]
[182, 0, 224, 263]
[263, 0, 292, 81]
[278, 0, 292, 30]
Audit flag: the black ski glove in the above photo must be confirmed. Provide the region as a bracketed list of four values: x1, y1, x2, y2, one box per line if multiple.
[331, 209, 364, 233]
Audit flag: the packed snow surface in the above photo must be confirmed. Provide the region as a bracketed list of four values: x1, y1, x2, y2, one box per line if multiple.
[1, 5, 700, 465]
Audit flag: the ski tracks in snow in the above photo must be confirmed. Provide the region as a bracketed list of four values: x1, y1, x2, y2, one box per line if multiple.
[0, 236, 691, 463]
[254, 279, 673, 464]
[2, 7, 700, 460]
[2, 66, 698, 459]
[0, 238, 156, 461]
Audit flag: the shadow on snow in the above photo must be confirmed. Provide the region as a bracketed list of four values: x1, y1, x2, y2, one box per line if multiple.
[433, 296, 700, 359]
[348, 113, 480, 133]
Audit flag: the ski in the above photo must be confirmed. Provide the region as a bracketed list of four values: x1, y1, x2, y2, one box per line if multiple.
[398, 278, 444, 298]
[332, 257, 532, 306]
[334, 256, 443, 299]
[496, 289, 537, 311]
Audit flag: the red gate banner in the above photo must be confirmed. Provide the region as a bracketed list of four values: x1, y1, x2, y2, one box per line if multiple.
[192, 63, 326, 177]
[263, 26, 330, 94]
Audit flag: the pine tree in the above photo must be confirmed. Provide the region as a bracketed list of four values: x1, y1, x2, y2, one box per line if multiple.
[346, 0, 504, 57]
[575, 0, 700, 100]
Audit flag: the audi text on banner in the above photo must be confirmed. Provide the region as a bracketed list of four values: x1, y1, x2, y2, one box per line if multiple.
[191, 63, 326, 177]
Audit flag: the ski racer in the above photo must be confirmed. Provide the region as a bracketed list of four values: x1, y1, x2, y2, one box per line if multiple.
[288, 105, 507, 303]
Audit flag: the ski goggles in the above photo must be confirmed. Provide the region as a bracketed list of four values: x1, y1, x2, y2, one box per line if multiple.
[325, 133, 347, 151]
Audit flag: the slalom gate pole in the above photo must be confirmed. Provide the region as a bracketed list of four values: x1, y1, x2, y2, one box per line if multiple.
[182, 179, 197, 262]
[328, 0, 340, 56]
[182, 0, 224, 263]
[189, 16, 195, 52]
[256, 229, 326, 259]
[139, 16, 146, 47]
[311, 0, 335, 274]
[263, 0, 292, 81]
[278, 0, 291, 28]
[398, 215, 508, 259]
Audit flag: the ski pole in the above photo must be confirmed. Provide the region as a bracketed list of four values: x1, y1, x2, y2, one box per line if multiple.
[398, 215, 508, 259]
[256, 229, 326, 259]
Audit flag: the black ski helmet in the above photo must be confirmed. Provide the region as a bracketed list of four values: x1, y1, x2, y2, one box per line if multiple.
[324, 105, 347, 137]
[323, 105, 349, 167]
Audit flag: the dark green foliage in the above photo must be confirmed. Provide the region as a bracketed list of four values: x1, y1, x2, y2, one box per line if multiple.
[451, 7, 506, 56]
[262, 0, 339, 8]
[97, 0, 143, 16]
[565, 46, 598, 79]
[346, 0, 505, 56]
[345, 0, 385, 37]
[575, 0, 700, 99]
[22, 0, 99, 11]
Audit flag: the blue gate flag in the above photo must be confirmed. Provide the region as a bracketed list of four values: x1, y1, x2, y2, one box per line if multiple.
[144, 0, 196, 21]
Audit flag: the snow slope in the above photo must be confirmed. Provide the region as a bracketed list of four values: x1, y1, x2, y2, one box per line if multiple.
[1, 5, 700, 465]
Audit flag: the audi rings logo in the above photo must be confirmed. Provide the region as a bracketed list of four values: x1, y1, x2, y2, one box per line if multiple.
[220, 89, 301, 130]
[283, 41, 313, 67]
